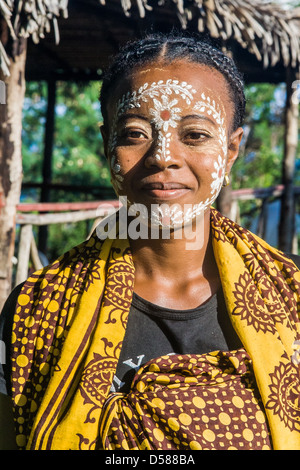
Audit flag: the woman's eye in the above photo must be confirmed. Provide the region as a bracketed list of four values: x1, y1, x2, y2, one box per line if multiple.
[183, 131, 211, 142]
[129, 131, 146, 139]
[120, 128, 149, 141]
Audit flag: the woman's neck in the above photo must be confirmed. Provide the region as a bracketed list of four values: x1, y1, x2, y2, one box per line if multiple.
[129, 209, 221, 309]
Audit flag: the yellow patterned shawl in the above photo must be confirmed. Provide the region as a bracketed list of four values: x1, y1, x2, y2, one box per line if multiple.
[10, 208, 300, 450]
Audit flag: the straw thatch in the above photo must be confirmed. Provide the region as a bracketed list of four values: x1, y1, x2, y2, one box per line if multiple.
[0, 0, 68, 76]
[105, 0, 300, 69]
[1, 0, 300, 76]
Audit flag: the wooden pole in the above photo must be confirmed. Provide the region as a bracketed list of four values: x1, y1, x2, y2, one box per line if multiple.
[38, 79, 56, 255]
[279, 67, 299, 253]
[216, 184, 233, 219]
[0, 20, 27, 311]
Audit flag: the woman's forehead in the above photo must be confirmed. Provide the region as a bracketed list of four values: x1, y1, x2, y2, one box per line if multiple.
[108, 61, 233, 126]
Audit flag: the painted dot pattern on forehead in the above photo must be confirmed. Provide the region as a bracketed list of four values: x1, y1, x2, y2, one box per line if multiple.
[109, 78, 228, 227]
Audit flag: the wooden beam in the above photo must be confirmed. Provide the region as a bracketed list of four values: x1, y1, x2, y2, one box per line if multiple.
[216, 184, 233, 219]
[17, 199, 120, 212]
[279, 67, 299, 253]
[16, 207, 118, 226]
[38, 79, 56, 254]
[41, 80, 56, 204]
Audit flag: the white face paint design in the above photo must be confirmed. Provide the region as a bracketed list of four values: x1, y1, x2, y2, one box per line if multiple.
[109, 80, 197, 186]
[108, 79, 227, 228]
[148, 82, 194, 162]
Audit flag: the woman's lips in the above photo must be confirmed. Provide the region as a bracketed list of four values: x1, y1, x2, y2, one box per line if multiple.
[141, 182, 190, 200]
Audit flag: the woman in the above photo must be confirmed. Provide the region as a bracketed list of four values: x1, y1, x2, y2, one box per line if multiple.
[1, 32, 300, 450]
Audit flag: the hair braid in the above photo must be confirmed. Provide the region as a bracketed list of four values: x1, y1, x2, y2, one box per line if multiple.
[100, 31, 245, 130]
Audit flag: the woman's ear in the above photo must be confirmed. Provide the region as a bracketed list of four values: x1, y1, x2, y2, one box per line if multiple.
[100, 125, 109, 158]
[226, 127, 244, 172]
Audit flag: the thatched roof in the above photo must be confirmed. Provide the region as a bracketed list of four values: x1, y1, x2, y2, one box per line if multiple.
[1, 0, 300, 79]
[107, 0, 300, 68]
[161, 0, 300, 69]
[0, 0, 68, 75]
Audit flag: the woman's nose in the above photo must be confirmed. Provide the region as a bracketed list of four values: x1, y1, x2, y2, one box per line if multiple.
[144, 133, 182, 169]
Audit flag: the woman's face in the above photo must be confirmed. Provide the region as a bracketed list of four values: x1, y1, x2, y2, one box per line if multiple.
[102, 60, 243, 227]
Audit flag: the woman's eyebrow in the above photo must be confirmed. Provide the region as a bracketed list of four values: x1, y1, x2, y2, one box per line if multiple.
[117, 113, 149, 124]
[181, 114, 218, 126]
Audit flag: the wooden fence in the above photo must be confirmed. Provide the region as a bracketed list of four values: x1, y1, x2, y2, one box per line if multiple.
[15, 184, 300, 286]
[15, 199, 121, 286]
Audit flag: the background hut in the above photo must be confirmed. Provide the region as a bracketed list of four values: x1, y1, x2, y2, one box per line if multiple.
[0, 0, 300, 309]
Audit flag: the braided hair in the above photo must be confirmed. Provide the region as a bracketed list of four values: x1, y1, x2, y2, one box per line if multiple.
[100, 31, 245, 131]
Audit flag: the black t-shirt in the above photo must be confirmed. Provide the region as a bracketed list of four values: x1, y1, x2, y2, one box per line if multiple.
[112, 290, 241, 393]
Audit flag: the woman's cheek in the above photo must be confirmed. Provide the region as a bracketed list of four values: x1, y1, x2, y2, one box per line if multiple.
[193, 148, 227, 198]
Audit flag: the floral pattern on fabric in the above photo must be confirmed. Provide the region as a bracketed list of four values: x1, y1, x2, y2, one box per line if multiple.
[266, 354, 300, 432]
[232, 271, 288, 334]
